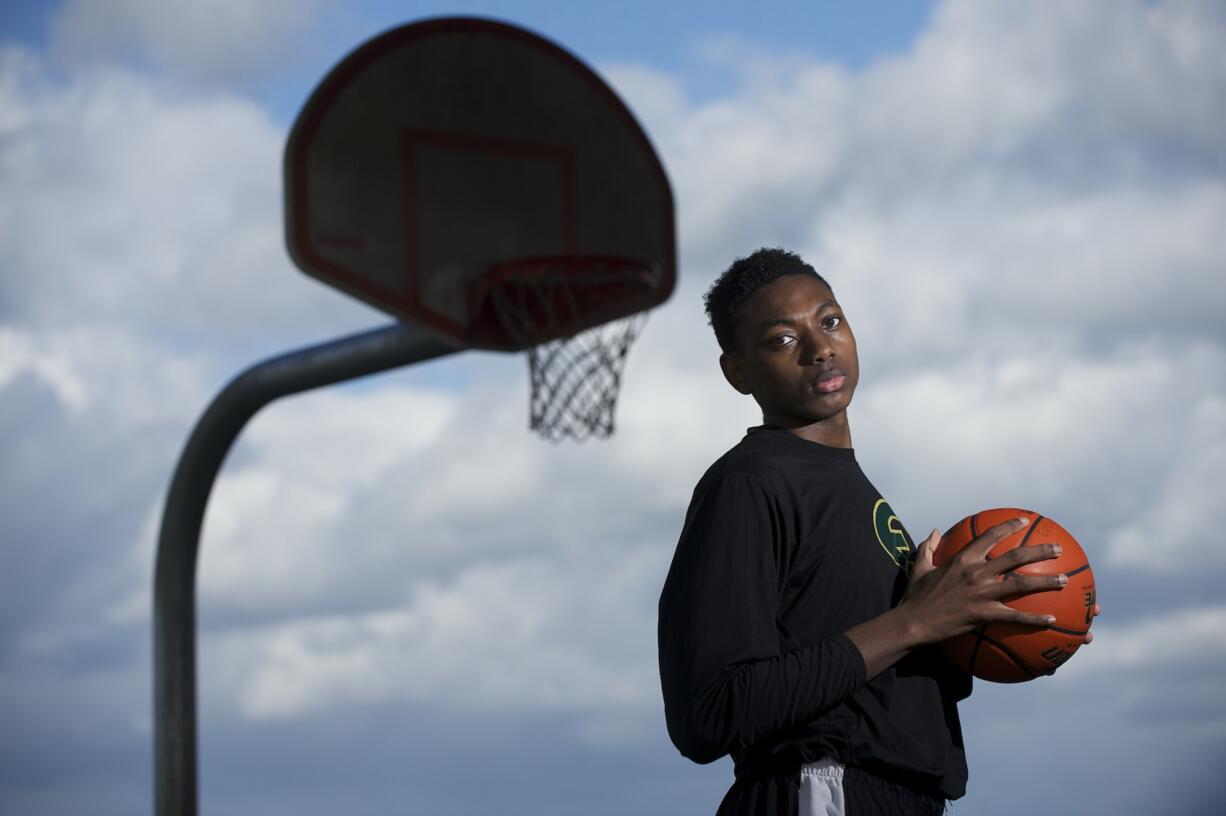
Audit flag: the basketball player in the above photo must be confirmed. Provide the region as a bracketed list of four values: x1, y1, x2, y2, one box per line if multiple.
[657, 248, 1098, 815]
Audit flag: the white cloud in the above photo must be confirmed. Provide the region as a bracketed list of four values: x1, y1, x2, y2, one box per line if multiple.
[1064, 604, 1226, 676]
[1106, 395, 1226, 571]
[853, 0, 1226, 182]
[959, 601, 1226, 813]
[0, 44, 377, 353]
[5, 2, 1226, 812]
[205, 547, 666, 721]
[0, 46, 409, 775]
[195, 386, 458, 613]
[607, 0, 1226, 356]
[0, 323, 211, 424]
[50, 0, 334, 83]
[0, 326, 90, 412]
[854, 342, 1226, 517]
[809, 180, 1226, 370]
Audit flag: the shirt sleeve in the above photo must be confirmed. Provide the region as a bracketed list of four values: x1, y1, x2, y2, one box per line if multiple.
[658, 472, 867, 764]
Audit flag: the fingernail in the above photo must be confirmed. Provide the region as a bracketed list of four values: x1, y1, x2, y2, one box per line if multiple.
[1045, 615, 1057, 625]
[1053, 544, 1062, 555]
[1057, 574, 1068, 585]
[1017, 517, 1030, 525]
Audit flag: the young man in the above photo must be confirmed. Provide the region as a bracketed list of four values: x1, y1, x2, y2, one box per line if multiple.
[658, 248, 1094, 815]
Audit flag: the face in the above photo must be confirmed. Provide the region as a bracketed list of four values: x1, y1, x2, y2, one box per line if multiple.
[719, 274, 859, 445]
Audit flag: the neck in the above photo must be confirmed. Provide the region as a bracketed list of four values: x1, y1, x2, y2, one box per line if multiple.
[769, 412, 853, 448]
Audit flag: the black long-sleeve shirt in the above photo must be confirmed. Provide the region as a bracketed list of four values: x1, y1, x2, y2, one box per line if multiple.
[658, 426, 969, 814]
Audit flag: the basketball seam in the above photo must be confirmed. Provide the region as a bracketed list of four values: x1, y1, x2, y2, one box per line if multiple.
[997, 513, 1044, 578]
[1064, 563, 1091, 578]
[1048, 625, 1088, 636]
[978, 630, 1040, 679]
[1018, 514, 1044, 548]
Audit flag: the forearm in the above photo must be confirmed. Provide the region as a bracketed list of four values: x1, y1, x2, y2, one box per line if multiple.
[843, 604, 927, 681]
[664, 635, 866, 764]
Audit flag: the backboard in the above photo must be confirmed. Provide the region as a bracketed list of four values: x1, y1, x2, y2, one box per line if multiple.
[285, 17, 676, 352]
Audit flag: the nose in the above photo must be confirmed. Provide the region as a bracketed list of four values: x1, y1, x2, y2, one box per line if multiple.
[805, 328, 835, 364]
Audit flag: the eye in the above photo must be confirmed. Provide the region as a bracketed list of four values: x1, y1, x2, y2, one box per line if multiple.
[768, 334, 796, 348]
[822, 315, 843, 330]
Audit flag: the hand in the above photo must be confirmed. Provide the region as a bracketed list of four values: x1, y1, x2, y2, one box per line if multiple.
[901, 517, 1067, 645]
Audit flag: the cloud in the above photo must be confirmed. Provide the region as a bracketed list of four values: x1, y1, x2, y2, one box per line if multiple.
[0, 45, 379, 354]
[0, 42, 387, 661]
[202, 546, 666, 723]
[852, 343, 1226, 559]
[852, 0, 1226, 183]
[811, 181, 1226, 367]
[4, 1, 1226, 813]
[49, 0, 335, 84]
[608, 0, 1226, 353]
[1106, 395, 1226, 572]
[192, 385, 459, 617]
[1068, 603, 1226, 677]
[959, 602, 1226, 813]
[0, 351, 189, 653]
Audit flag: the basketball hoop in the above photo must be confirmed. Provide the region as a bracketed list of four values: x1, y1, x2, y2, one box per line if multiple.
[476, 256, 655, 441]
[285, 18, 676, 441]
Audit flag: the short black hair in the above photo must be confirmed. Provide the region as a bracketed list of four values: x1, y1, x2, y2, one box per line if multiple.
[704, 247, 831, 354]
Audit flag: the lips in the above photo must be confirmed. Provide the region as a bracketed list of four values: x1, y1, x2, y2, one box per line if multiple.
[814, 369, 846, 394]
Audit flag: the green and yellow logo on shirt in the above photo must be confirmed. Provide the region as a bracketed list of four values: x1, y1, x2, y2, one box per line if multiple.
[873, 498, 914, 568]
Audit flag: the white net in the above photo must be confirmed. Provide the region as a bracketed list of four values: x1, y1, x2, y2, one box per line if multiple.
[483, 257, 653, 442]
[528, 313, 646, 442]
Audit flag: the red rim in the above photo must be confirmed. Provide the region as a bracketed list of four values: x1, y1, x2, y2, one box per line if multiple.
[469, 255, 659, 348]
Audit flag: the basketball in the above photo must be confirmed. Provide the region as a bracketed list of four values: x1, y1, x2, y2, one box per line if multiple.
[932, 508, 1096, 682]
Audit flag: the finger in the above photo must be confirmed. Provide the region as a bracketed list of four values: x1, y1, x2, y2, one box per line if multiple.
[967, 516, 1031, 560]
[1091, 603, 1102, 618]
[917, 528, 939, 563]
[1083, 631, 1094, 645]
[992, 571, 1067, 599]
[992, 607, 1057, 629]
[988, 541, 1063, 576]
[909, 529, 940, 580]
[902, 531, 939, 604]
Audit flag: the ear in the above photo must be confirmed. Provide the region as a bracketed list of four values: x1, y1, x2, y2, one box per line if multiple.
[719, 353, 753, 395]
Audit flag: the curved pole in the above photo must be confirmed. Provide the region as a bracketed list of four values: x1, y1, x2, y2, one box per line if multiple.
[154, 322, 460, 816]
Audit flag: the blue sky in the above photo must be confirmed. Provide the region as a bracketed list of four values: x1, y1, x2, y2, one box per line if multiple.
[1, 1, 938, 122]
[2, 1, 1225, 814]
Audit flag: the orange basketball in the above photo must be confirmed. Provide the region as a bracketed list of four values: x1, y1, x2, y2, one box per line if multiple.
[932, 508, 1096, 683]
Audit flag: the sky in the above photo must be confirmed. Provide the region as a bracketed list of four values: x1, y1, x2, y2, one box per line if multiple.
[1, 0, 1224, 814]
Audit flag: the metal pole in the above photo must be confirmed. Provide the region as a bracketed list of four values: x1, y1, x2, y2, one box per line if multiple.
[154, 322, 460, 816]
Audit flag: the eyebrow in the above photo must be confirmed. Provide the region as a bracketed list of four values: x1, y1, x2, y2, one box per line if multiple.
[755, 299, 839, 331]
